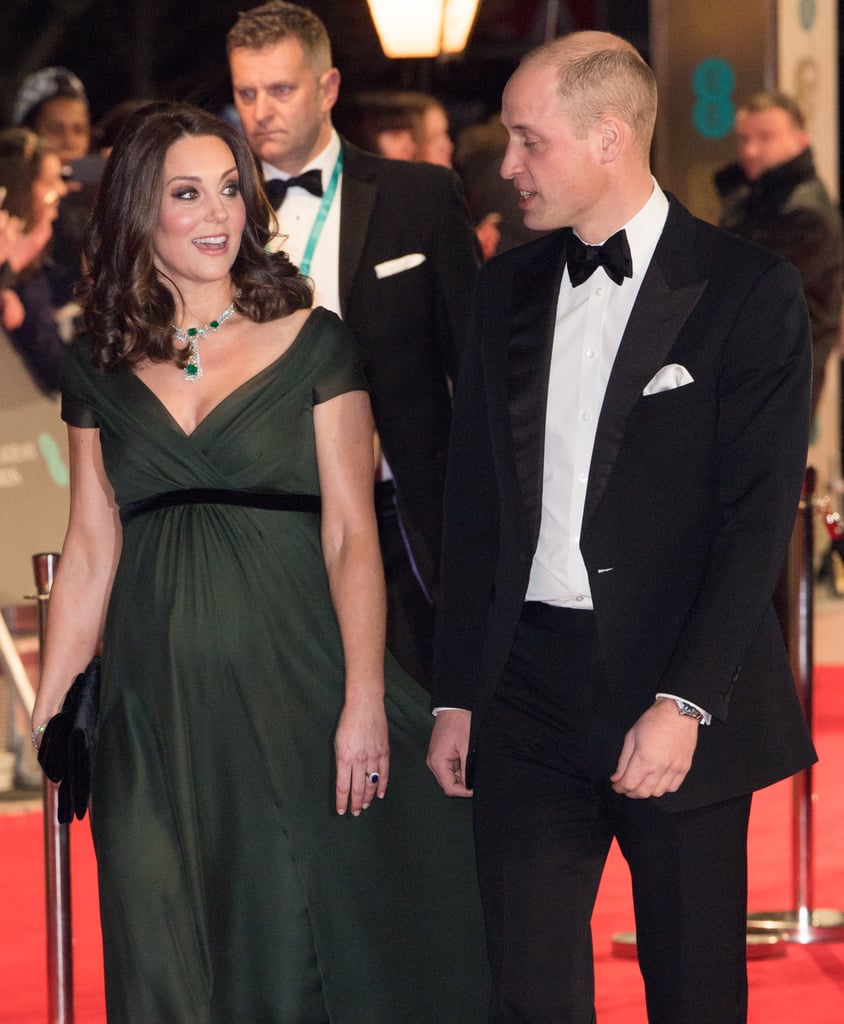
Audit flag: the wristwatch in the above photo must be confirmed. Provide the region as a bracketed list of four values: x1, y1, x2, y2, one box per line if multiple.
[672, 699, 704, 723]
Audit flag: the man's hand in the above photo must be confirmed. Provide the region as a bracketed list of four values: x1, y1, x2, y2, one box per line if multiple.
[427, 708, 473, 797]
[610, 697, 699, 799]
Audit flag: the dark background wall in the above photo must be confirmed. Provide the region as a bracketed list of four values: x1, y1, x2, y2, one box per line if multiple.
[3, 0, 843, 215]
[0, 1, 649, 137]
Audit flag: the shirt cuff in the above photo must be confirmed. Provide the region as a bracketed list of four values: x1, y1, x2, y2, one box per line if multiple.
[655, 693, 712, 726]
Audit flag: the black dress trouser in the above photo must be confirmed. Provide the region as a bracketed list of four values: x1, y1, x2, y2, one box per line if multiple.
[472, 602, 752, 1024]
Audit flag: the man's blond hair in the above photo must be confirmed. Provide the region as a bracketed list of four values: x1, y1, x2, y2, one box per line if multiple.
[226, 0, 332, 73]
[522, 31, 657, 159]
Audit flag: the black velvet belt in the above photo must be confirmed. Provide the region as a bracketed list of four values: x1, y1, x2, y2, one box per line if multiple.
[119, 488, 321, 525]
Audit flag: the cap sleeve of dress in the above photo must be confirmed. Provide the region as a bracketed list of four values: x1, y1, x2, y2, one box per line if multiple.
[310, 308, 370, 405]
[61, 336, 100, 429]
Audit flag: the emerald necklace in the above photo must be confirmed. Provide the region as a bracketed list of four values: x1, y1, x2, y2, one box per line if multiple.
[172, 298, 237, 382]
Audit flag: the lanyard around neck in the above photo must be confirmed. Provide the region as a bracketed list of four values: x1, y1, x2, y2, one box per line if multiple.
[299, 150, 343, 277]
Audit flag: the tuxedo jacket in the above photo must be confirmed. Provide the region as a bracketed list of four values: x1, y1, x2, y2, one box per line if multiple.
[433, 195, 817, 812]
[332, 139, 480, 595]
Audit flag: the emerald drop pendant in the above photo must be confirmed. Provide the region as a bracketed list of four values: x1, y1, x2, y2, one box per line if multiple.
[184, 336, 202, 382]
[172, 295, 238, 383]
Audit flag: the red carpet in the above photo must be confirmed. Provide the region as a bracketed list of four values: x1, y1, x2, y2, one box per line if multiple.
[2, 668, 843, 1023]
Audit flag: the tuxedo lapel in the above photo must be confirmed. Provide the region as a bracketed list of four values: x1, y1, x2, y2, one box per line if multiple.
[337, 144, 376, 314]
[583, 201, 709, 526]
[505, 231, 568, 550]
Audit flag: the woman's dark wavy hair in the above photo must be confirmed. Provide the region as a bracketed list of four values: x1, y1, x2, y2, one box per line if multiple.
[79, 101, 313, 369]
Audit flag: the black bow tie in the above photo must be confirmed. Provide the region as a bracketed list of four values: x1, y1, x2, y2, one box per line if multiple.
[264, 169, 323, 208]
[567, 229, 633, 287]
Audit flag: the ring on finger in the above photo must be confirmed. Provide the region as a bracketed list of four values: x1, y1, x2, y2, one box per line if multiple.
[367, 771, 380, 785]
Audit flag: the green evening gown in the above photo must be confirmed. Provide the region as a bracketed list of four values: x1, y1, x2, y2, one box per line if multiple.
[61, 307, 490, 1024]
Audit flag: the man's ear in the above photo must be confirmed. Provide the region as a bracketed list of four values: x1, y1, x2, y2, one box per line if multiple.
[320, 67, 341, 112]
[598, 116, 623, 163]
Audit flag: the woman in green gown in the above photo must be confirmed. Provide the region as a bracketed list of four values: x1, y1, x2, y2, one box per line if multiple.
[32, 102, 488, 1024]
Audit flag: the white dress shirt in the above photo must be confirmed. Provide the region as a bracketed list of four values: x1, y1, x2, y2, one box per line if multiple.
[264, 130, 343, 316]
[526, 181, 669, 608]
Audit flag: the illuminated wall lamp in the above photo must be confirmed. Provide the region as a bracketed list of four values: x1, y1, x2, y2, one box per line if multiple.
[366, 0, 481, 58]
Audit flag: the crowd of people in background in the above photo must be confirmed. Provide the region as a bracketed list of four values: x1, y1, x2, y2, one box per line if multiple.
[1, 66, 89, 395]
[3, 23, 842, 415]
[0, 48, 524, 403]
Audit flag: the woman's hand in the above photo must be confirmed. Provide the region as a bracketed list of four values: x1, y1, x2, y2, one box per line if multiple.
[30, 719, 49, 752]
[30, 426, 120, 756]
[334, 694, 389, 816]
[314, 388, 391, 817]
[1, 288, 25, 331]
[30, 693, 65, 751]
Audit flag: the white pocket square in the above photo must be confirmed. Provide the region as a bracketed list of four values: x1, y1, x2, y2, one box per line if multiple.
[642, 363, 694, 396]
[374, 253, 426, 279]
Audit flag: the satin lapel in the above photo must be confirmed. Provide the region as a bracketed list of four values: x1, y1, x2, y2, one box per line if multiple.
[337, 144, 376, 315]
[583, 201, 708, 527]
[506, 231, 568, 551]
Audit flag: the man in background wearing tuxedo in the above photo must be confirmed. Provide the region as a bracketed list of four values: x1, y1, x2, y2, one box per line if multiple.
[428, 31, 817, 1024]
[227, 2, 480, 689]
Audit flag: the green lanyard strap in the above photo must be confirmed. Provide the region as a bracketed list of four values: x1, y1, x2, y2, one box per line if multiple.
[299, 149, 343, 277]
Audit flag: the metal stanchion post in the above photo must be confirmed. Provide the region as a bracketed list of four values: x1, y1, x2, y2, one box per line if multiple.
[32, 552, 75, 1023]
[747, 467, 844, 943]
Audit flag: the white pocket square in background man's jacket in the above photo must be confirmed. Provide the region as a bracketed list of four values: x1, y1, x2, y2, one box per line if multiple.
[374, 253, 426, 279]
[642, 363, 695, 396]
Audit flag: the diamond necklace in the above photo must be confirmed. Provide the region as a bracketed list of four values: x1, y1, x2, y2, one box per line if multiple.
[172, 298, 237, 382]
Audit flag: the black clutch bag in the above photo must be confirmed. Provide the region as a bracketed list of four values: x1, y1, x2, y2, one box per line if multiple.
[37, 656, 101, 823]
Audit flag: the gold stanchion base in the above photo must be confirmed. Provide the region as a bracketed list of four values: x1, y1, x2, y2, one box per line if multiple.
[746, 909, 844, 944]
[610, 931, 787, 960]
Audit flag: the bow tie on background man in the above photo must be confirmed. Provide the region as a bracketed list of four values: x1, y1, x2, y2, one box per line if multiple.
[263, 169, 323, 208]
[566, 228, 633, 286]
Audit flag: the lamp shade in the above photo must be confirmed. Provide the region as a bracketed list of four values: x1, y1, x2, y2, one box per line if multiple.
[367, 0, 480, 58]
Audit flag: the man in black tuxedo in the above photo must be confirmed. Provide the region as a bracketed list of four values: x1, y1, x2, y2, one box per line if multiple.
[226, 2, 479, 689]
[427, 31, 817, 1024]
